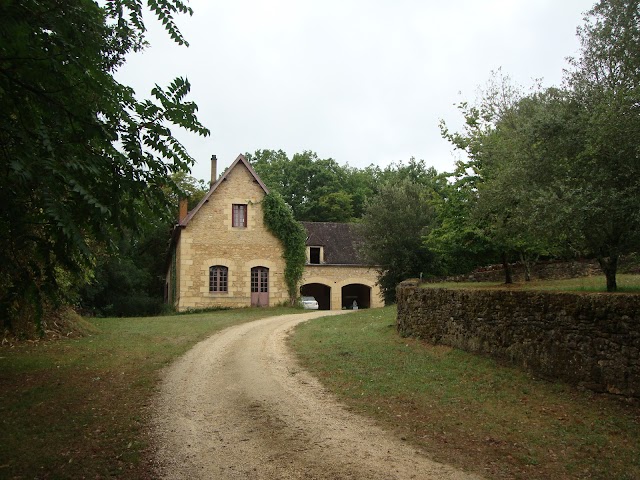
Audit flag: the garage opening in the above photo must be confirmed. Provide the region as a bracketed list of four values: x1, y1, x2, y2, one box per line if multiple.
[300, 283, 331, 310]
[341, 284, 371, 309]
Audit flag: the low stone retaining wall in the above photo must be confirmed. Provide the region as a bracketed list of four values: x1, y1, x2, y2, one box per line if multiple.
[396, 282, 640, 397]
[427, 259, 601, 283]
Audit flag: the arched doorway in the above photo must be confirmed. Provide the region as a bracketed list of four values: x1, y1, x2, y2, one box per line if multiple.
[341, 284, 371, 309]
[300, 283, 331, 310]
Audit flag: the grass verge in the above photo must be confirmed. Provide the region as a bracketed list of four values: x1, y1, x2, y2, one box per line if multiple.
[0, 307, 297, 479]
[423, 274, 640, 292]
[290, 306, 640, 480]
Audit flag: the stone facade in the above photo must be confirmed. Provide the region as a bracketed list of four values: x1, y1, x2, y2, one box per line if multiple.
[396, 282, 640, 398]
[167, 156, 287, 310]
[301, 265, 384, 310]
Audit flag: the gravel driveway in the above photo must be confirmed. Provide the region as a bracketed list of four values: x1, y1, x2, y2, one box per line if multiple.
[152, 311, 481, 479]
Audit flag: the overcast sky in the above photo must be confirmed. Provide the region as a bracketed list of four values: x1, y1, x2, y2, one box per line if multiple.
[117, 0, 593, 182]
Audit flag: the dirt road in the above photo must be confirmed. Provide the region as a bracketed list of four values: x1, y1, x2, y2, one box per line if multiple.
[152, 311, 481, 479]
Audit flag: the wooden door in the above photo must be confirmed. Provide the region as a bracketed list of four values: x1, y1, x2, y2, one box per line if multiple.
[251, 267, 269, 307]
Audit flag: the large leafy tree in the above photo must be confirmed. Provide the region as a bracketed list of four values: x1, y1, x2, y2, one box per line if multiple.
[518, 0, 640, 292]
[376, 157, 447, 191]
[563, 0, 640, 290]
[359, 179, 441, 303]
[79, 172, 209, 317]
[466, 87, 575, 281]
[425, 175, 497, 277]
[438, 72, 540, 282]
[247, 149, 366, 222]
[0, 0, 209, 331]
[247, 150, 448, 223]
[439, 1, 640, 291]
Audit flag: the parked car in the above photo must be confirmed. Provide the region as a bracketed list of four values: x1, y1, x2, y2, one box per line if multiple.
[300, 296, 319, 310]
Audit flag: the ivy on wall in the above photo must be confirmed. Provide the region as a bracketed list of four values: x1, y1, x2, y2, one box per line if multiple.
[262, 192, 306, 304]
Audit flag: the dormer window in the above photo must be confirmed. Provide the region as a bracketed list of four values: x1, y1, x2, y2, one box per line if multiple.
[232, 204, 247, 228]
[308, 246, 322, 264]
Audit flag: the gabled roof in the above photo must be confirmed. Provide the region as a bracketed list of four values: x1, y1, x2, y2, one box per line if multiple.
[180, 154, 269, 227]
[301, 221, 369, 265]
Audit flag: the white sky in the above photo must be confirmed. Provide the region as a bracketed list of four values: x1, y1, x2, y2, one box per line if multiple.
[117, 0, 592, 182]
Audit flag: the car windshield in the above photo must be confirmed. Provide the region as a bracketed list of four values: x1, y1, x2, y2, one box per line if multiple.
[301, 297, 315, 302]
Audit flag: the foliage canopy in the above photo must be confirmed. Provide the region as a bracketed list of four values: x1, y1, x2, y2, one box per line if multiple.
[0, 0, 209, 330]
[438, 0, 640, 290]
[359, 179, 441, 303]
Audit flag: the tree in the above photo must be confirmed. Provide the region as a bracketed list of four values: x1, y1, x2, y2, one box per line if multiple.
[248, 150, 449, 223]
[0, 1, 209, 331]
[425, 175, 497, 276]
[79, 231, 165, 317]
[377, 157, 447, 192]
[248, 149, 361, 222]
[338, 164, 378, 219]
[563, 0, 640, 290]
[438, 71, 540, 283]
[165, 171, 209, 211]
[470, 87, 581, 281]
[244, 149, 291, 200]
[79, 172, 209, 317]
[440, 0, 640, 292]
[315, 192, 354, 222]
[359, 179, 440, 303]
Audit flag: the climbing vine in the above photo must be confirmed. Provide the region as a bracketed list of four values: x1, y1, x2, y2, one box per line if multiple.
[262, 192, 306, 305]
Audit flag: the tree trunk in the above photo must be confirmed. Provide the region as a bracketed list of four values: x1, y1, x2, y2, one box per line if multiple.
[597, 255, 618, 292]
[519, 252, 532, 282]
[502, 253, 513, 284]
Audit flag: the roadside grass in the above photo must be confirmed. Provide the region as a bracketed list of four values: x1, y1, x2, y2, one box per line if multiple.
[423, 274, 640, 293]
[290, 306, 640, 480]
[0, 307, 296, 479]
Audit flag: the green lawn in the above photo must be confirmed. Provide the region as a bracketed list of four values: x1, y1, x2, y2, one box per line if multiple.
[423, 274, 640, 292]
[2, 303, 638, 479]
[290, 306, 640, 480]
[0, 307, 296, 479]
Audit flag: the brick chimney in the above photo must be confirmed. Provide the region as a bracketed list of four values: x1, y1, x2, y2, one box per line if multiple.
[178, 198, 188, 223]
[210, 154, 217, 187]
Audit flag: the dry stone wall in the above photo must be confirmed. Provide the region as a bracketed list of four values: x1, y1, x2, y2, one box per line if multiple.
[427, 259, 601, 283]
[396, 281, 640, 398]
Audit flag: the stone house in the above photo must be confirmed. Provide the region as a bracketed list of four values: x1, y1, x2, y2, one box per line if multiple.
[165, 154, 383, 311]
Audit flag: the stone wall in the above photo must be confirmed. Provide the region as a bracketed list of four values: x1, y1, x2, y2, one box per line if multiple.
[396, 282, 640, 397]
[427, 259, 602, 283]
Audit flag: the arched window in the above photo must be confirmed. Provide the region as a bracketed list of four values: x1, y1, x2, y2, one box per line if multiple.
[209, 266, 228, 292]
